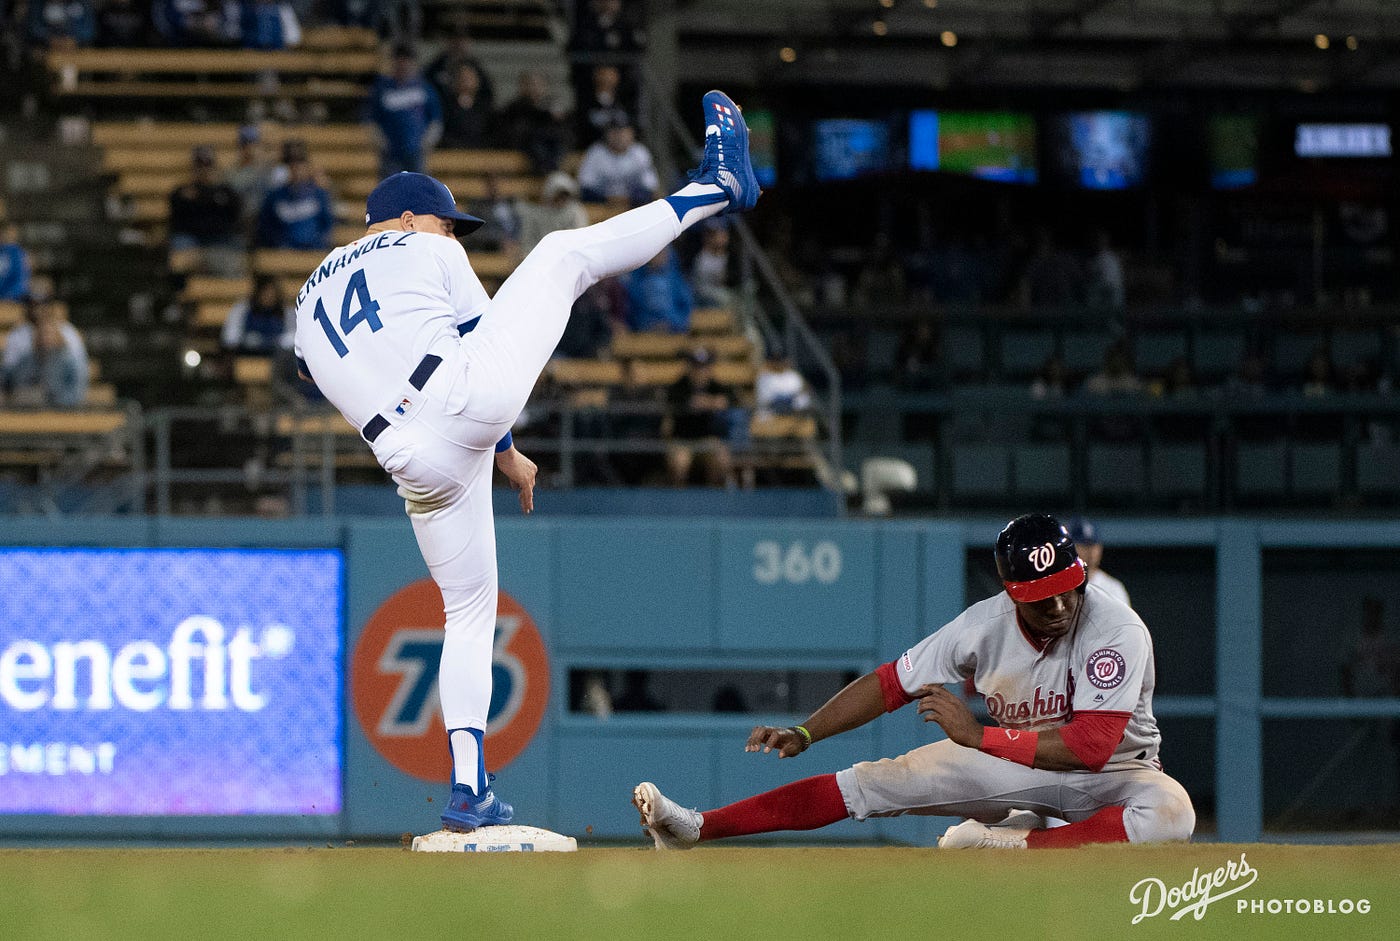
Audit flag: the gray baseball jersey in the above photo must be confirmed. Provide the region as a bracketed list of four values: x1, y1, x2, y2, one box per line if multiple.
[895, 584, 1160, 765]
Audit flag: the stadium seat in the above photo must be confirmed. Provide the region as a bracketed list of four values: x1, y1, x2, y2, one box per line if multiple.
[1290, 442, 1341, 495]
[1012, 442, 1072, 500]
[951, 443, 1011, 498]
[1060, 330, 1115, 375]
[628, 360, 686, 387]
[1331, 328, 1383, 369]
[942, 325, 985, 381]
[689, 308, 736, 335]
[1192, 330, 1247, 380]
[1149, 442, 1208, 499]
[1088, 442, 1146, 499]
[612, 333, 687, 359]
[1356, 443, 1400, 495]
[998, 328, 1055, 379]
[1235, 441, 1287, 496]
[1133, 330, 1188, 375]
[1271, 330, 1328, 381]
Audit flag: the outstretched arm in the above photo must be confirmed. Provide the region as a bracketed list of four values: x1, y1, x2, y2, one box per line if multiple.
[746, 671, 886, 758]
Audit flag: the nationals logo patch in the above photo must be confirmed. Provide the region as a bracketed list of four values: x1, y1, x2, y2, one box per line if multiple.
[1087, 647, 1128, 689]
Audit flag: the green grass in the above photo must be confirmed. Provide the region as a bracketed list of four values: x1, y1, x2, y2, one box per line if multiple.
[2, 844, 1397, 940]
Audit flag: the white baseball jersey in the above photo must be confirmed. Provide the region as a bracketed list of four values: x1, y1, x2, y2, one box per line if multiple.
[1089, 568, 1131, 608]
[292, 230, 489, 429]
[895, 584, 1160, 765]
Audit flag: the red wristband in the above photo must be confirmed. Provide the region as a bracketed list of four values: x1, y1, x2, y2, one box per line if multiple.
[979, 726, 1039, 767]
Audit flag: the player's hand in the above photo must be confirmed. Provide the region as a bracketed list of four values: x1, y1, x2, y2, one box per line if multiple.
[745, 725, 808, 758]
[495, 446, 536, 514]
[914, 685, 983, 748]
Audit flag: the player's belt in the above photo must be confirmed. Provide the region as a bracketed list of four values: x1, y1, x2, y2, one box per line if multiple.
[362, 354, 442, 443]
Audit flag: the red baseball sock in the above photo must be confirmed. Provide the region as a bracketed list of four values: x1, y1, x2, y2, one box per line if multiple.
[699, 774, 850, 841]
[1025, 806, 1128, 848]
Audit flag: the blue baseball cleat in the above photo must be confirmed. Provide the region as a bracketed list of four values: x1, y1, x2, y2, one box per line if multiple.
[441, 776, 514, 832]
[693, 90, 761, 215]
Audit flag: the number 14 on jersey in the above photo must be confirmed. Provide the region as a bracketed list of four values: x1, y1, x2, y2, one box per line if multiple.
[313, 269, 382, 357]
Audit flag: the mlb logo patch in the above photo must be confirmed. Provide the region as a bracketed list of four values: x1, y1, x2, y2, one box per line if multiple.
[394, 396, 413, 416]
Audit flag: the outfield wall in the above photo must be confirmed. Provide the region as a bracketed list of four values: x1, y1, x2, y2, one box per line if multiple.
[2, 516, 1399, 843]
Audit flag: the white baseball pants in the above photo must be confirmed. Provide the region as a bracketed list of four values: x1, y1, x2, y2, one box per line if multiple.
[835, 739, 1196, 843]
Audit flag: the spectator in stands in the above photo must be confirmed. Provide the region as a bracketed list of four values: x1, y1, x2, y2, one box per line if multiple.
[239, 0, 299, 50]
[1018, 227, 1081, 309]
[513, 171, 589, 259]
[1084, 339, 1142, 396]
[439, 62, 492, 149]
[575, 63, 633, 147]
[155, 0, 240, 46]
[462, 173, 520, 249]
[756, 349, 811, 420]
[323, 0, 374, 27]
[367, 44, 442, 177]
[95, 0, 150, 46]
[427, 25, 494, 113]
[626, 248, 692, 334]
[224, 125, 277, 236]
[2, 297, 88, 407]
[665, 346, 734, 488]
[222, 274, 292, 353]
[493, 69, 570, 173]
[569, 0, 645, 55]
[614, 670, 665, 712]
[0, 222, 31, 301]
[1084, 339, 1142, 441]
[1302, 345, 1337, 397]
[829, 330, 869, 393]
[1029, 352, 1071, 441]
[1084, 229, 1125, 310]
[27, 0, 96, 48]
[557, 278, 622, 360]
[1159, 355, 1198, 398]
[577, 116, 659, 205]
[1030, 352, 1069, 400]
[893, 320, 942, 391]
[851, 233, 907, 307]
[256, 151, 333, 250]
[168, 145, 243, 260]
[689, 221, 733, 308]
[1223, 351, 1269, 398]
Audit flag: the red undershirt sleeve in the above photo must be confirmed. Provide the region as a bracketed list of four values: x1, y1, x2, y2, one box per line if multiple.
[875, 660, 915, 713]
[1057, 711, 1132, 772]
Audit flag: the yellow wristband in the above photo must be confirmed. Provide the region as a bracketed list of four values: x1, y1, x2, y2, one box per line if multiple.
[793, 725, 813, 746]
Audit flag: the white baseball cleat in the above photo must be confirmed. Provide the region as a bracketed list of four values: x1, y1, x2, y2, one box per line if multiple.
[632, 782, 702, 850]
[938, 819, 1030, 849]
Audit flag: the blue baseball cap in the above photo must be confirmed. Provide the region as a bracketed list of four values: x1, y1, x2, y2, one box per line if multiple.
[365, 172, 484, 233]
[1067, 516, 1100, 546]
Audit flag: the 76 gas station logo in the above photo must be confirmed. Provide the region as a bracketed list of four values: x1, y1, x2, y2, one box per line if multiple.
[351, 581, 549, 781]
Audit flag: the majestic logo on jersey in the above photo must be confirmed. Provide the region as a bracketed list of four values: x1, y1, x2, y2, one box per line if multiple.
[985, 685, 1069, 726]
[351, 579, 549, 782]
[1087, 647, 1127, 689]
[1027, 542, 1057, 572]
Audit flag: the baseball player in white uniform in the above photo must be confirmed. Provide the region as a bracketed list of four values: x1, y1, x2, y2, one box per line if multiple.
[633, 513, 1194, 849]
[294, 90, 760, 831]
[1069, 515, 1131, 607]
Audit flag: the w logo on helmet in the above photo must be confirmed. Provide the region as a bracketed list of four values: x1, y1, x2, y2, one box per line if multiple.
[1027, 542, 1057, 572]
